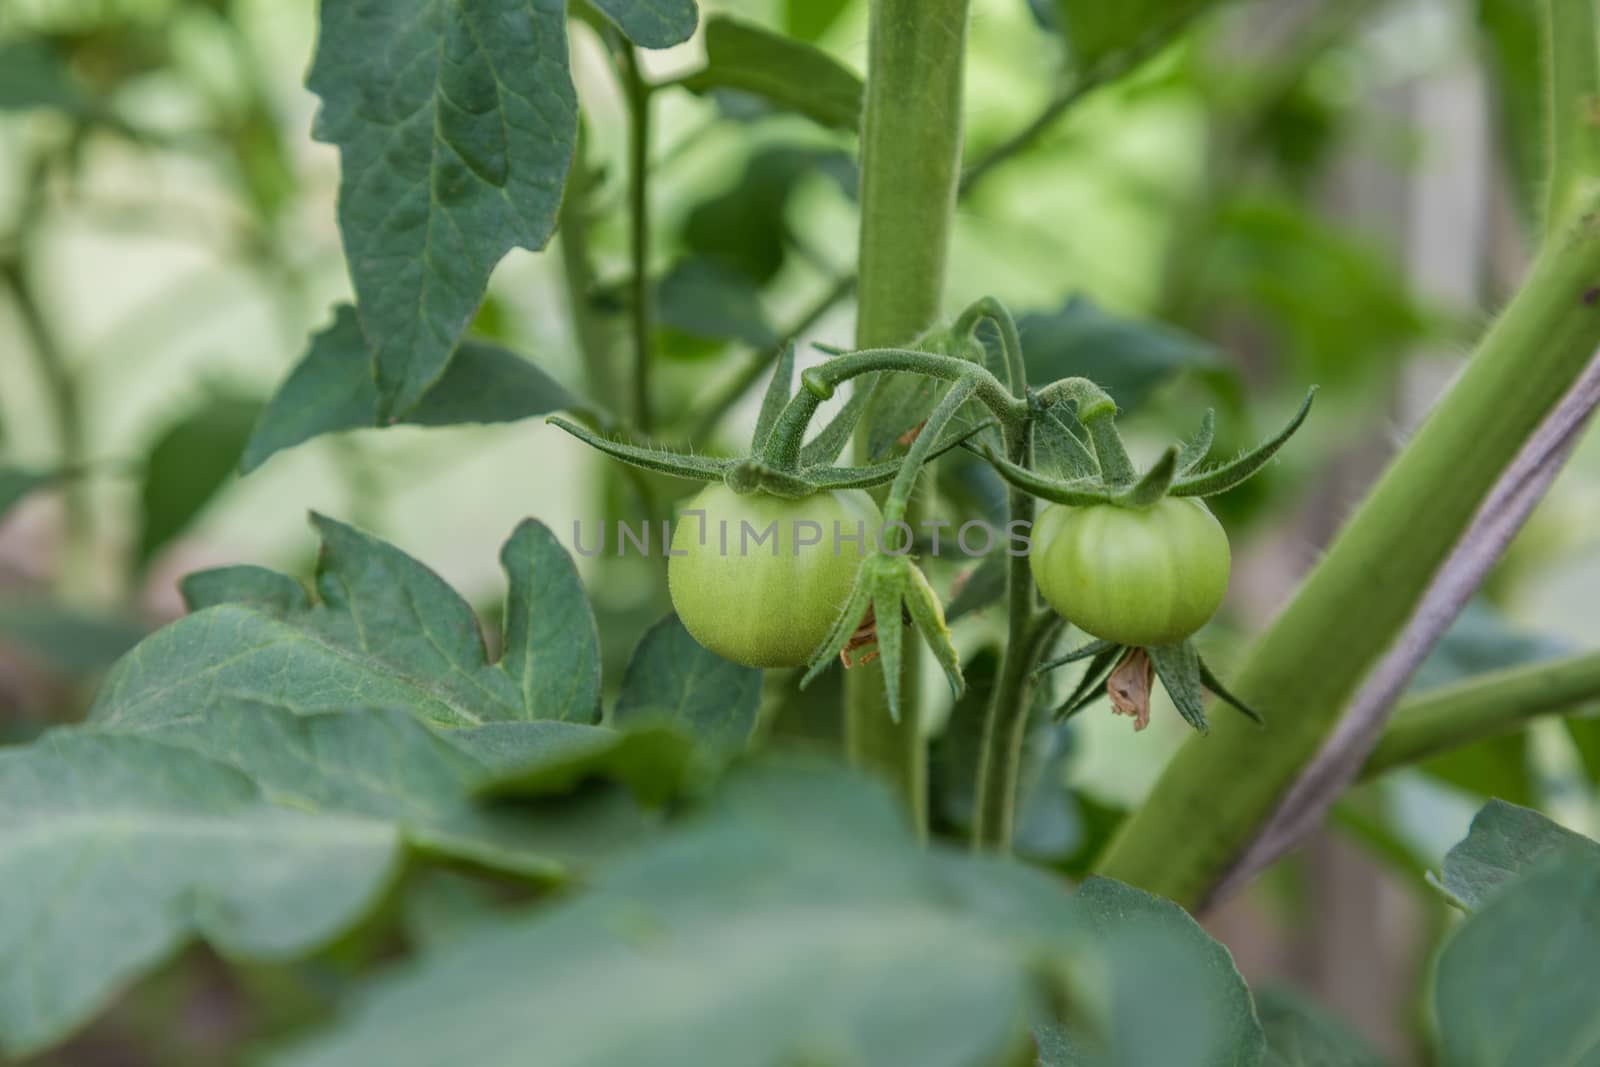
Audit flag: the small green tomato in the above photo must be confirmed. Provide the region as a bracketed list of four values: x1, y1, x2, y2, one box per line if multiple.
[1030, 497, 1231, 647]
[668, 484, 882, 668]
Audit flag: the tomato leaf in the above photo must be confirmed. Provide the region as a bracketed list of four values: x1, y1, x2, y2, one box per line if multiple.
[304, 0, 691, 415]
[1019, 296, 1230, 413]
[93, 516, 601, 729]
[613, 614, 763, 755]
[1434, 854, 1600, 1066]
[1052, 0, 1217, 77]
[1038, 878, 1266, 1067]
[137, 394, 261, 566]
[271, 759, 1085, 1067]
[1435, 799, 1600, 911]
[680, 15, 864, 132]
[243, 305, 580, 474]
[782, 0, 853, 42]
[1255, 987, 1389, 1067]
[0, 732, 401, 1059]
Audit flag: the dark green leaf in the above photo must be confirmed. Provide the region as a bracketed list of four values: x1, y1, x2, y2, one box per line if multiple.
[683, 145, 855, 283]
[181, 565, 312, 615]
[946, 554, 1008, 622]
[1043, 877, 1265, 1066]
[613, 614, 762, 754]
[0, 732, 400, 1059]
[476, 723, 701, 807]
[307, 0, 579, 415]
[782, 0, 853, 41]
[0, 39, 122, 130]
[274, 760, 1080, 1067]
[92, 517, 601, 729]
[681, 15, 863, 132]
[1256, 987, 1389, 1067]
[243, 306, 579, 473]
[1053, 0, 1217, 76]
[1436, 799, 1600, 910]
[589, 0, 699, 48]
[1434, 854, 1600, 1066]
[1035, 409, 1100, 480]
[137, 394, 261, 566]
[656, 257, 777, 350]
[1019, 296, 1227, 413]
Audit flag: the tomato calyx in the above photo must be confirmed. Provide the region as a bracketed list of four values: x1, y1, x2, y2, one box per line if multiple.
[1037, 636, 1264, 735]
[801, 551, 963, 723]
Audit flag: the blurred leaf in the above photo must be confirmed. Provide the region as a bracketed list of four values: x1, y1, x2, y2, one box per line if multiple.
[137, 394, 261, 567]
[681, 15, 863, 132]
[1436, 799, 1600, 911]
[0, 38, 126, 132]
[1038, 878, 1264, 1066]
[1434, 854, 1600, 1066]
[613, 614, 763, 754]
[1256, 987, 1388, 1067]
[946, 553, 1008, 623]
[1053, 0, 1218, 75]
[307, 0, 606, 415]
[1207, 198, 1431, 388]
[655, 257, 777, 353]
[782, 0, 853, 41]
[683, 144, 856, 284]
[766, 662, 844, 748]
[588, 0, 699, 48]
[273, 759, 1080, 1067]
[92, 517, 602, 729]
[0, 598, 145, 676]
[243, 305, 579, 473]
[0, 467, 61, 522]
[0, 731, 400, 1059]
[1477, 0, 1542, 226]
[476, 723, 701, 807]
[1409, 602, 1572, 806]
[1019, 296, 1230, 413]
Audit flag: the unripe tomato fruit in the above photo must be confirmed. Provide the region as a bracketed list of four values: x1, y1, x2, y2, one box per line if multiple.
[1030, 497, 1230, 646]
[668, 484, 882, 668]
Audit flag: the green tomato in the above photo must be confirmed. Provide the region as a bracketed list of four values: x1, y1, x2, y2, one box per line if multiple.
[1030, 497, 1230, 646]
[668, 484, 882, 668]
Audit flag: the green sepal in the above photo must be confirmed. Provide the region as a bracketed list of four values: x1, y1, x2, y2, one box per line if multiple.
[970, 444, 1116, 507]
[1197, 654, 1265, 725]
[798, 387, 870, 467]
[1055, 644, 1123, 721]
[875, 579, 906, 722]
[1177, 409, 1215, 474]
[1034, 637, 1117, 676]
[1171, 387, 1316, 498]
[801, 570, 875, 690]
[1034, 408, 1099, 480]
[752, 342, 796, 453]
[905, 563, 964, 700]
[1114, 445, 1181, 509]
[1147, 641, 1209, 734]
[548, 416, 730, 482]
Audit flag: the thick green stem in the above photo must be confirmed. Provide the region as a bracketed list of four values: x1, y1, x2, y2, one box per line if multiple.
[1544, 0, 1600, 236]
[848, 0, 972, 831]
[1361, 650, 1600, 779]
[619, 47, 655, 435]
[1095, 203, 1600, 909]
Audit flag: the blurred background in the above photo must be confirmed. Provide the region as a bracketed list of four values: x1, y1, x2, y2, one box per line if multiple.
[2, 0, 1597, 1063]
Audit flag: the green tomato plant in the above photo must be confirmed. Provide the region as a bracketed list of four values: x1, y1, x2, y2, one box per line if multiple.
[4, 0, 1600, 1063]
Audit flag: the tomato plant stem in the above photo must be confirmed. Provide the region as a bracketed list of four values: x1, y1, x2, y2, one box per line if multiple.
[1096, 198, 1600, 910]
[619, 46, 655, 436]
[556, 123, 618, 404]
[848, 0, 972, 832]
[1543, 0, 1600, 236]
[1360, 650, 1600, 780]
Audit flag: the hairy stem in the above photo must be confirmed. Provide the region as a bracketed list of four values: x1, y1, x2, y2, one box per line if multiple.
[1095, 201, 1600, 910]
[1361, 650, 1600, 779]
[848, 0, 972, 832]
